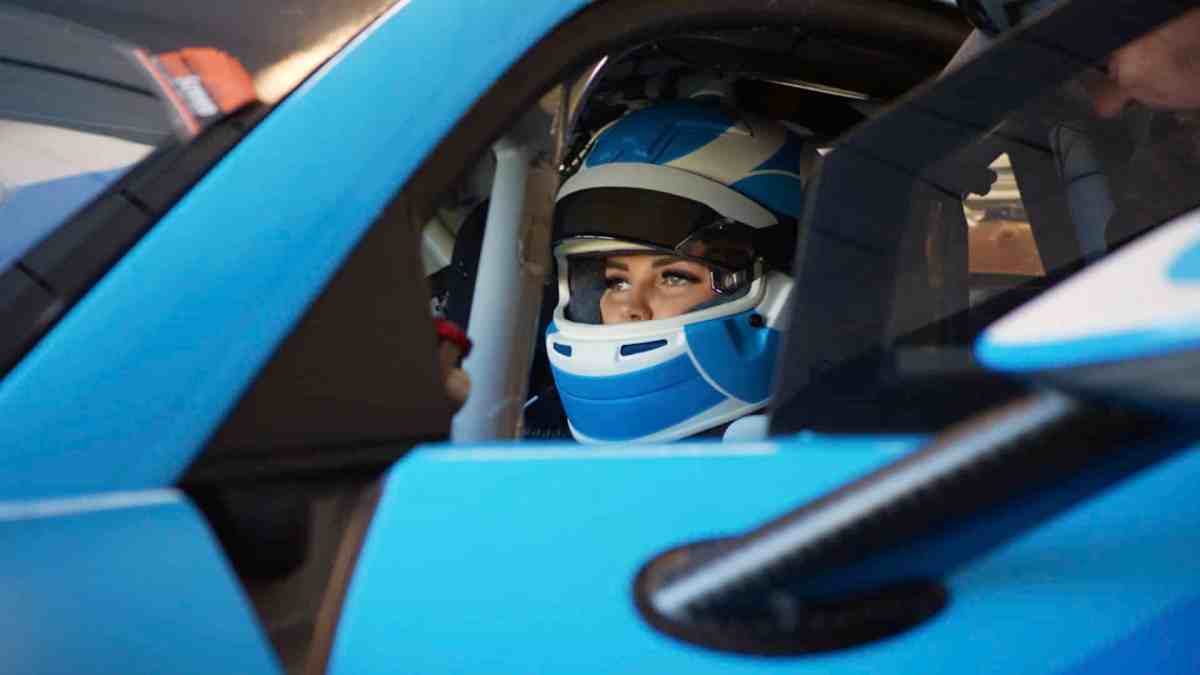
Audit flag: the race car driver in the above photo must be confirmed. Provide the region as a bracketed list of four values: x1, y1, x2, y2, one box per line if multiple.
[537, 98, 815, 443]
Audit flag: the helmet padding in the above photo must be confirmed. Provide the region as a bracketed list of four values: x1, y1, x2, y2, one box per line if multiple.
[565, 257, 606, 324]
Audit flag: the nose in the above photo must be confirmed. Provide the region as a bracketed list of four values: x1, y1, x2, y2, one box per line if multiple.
[620, 289, 653, 322]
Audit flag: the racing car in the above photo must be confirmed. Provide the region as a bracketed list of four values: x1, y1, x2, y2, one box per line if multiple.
[2, 0, 1199, 673]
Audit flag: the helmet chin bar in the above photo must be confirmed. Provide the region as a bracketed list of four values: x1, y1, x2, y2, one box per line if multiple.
[545, 270, 792, 443]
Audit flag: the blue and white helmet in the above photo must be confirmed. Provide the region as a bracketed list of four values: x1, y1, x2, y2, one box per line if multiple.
[546, 100, 814, 443]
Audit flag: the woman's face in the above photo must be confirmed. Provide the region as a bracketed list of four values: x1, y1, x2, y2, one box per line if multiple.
[599, 253, 718, 324]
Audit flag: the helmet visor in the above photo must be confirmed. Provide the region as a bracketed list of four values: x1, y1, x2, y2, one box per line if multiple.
[554, 187, 759, 273]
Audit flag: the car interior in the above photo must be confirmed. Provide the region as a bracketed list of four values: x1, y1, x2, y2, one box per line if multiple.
[427, 16, 975, 440]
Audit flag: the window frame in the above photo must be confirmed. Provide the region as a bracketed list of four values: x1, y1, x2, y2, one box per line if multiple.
[768, 0, 1196, 434]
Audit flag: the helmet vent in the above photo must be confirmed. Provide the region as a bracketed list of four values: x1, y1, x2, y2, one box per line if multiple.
[620, 339, 668, 357]
[552, 343, 573, 357]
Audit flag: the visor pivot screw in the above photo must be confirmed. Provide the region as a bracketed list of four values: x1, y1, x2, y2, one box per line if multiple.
[749, 313, 765, 328]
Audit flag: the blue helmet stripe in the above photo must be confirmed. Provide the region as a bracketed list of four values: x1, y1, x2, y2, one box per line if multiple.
[557, 372, 725, 441]
[752, 133, 805, 174]
[552, 353, 697, 400]
[732, 173, 805, 218]
[585, 101, 733, 167]
[685, 312, 780, 403]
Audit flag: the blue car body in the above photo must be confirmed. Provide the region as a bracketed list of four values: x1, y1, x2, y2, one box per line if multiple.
[0, 0, 588, 499]
[1, 0, 1197, 673]
[334, 436, 1200, 674]
[0, 1, 585, 672]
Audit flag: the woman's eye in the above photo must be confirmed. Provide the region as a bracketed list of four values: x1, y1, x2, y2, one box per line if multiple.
[605, 276, 631, 291]
[662, 270, 700, 286]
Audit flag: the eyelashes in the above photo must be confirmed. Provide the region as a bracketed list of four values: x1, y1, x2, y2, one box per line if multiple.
[604, 268, 702, 292]
[605, 276, 631, 291]
[662, 269, 700, 285]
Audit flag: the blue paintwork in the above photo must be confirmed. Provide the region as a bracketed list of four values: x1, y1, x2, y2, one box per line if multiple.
[553, 354, 726, 439]
[0, 0, 589, 499]
[1057, 591, 1200, 675]
[975, 326, 1200, 373]
[0, 489, 279, 674]
[685, 311, 779, 403]
[329, 434, 1200, 674]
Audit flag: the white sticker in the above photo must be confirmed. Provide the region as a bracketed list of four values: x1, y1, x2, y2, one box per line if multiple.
[173, 75, 220, 117]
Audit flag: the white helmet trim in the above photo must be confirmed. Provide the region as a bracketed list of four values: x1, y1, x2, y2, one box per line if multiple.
[556, 162, 779, 229]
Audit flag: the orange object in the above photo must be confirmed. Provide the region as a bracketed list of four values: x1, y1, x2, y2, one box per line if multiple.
[136, 46, 258, 137]
[157, 48, 258, 114]
[132, 48, 200, 135]
[968, 219, 1046, 277]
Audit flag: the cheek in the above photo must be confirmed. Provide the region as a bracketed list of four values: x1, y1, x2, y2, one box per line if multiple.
[652, 284, 719, 318]
[599, 292, 619, 324]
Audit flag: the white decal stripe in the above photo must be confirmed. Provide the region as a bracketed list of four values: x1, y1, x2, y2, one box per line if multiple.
[683, 340, 740, 402]
[666, 120, 785, 185]
[987, 208, 1200, 346]
[0, 489, 179, 522]
[744, 169, 805, 181]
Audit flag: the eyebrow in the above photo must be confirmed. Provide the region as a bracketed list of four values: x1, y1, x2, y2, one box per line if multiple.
[603, 255, 692, 271]
[651, 256, 692, 269]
